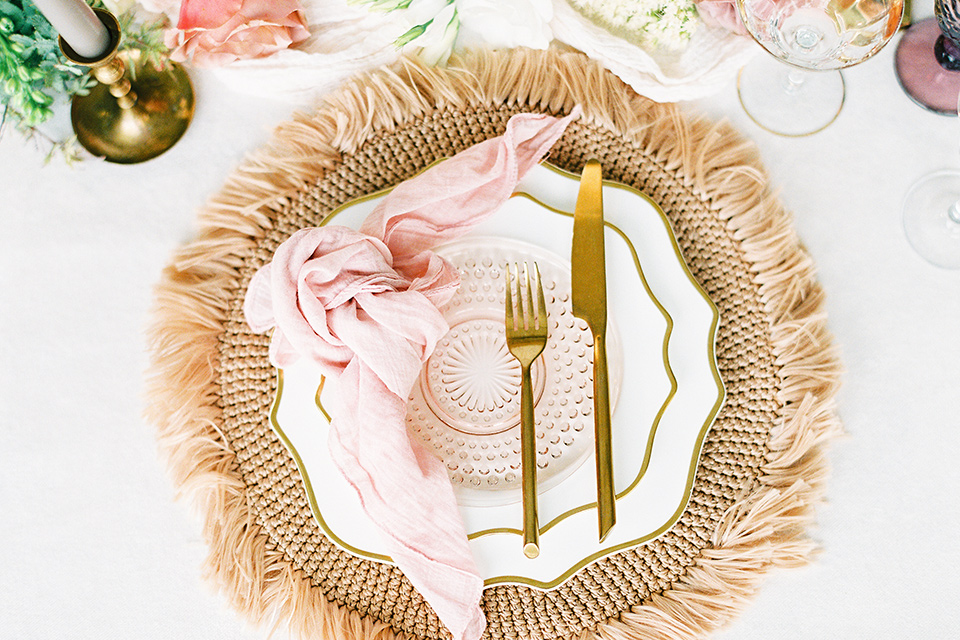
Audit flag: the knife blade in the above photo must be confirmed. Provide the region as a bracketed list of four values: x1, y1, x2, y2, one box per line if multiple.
[571, 159, 616, 541]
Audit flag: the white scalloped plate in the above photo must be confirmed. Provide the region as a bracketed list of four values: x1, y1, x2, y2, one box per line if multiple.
[271, 162, 724, 588]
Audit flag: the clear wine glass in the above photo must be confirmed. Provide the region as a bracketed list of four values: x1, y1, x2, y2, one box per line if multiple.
[736, 0, 904, 136]
[899, 0, 960, 270]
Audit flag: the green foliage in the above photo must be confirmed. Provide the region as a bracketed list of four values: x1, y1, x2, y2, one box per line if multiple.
[395, 21, 429, 47]
[0, 0, 95, 128]
[0, 0, 170, 162]
[114, 7, 171, 77]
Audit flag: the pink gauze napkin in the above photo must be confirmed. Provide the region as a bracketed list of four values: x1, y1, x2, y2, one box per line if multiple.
[242, 108, 579, 640]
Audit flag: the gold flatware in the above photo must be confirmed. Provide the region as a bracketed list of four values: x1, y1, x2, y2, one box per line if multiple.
[571, 159, 616, 542]
[504, 262, 548, 559]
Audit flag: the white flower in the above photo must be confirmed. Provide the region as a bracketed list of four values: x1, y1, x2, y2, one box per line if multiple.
[455, 0, 553, 50]
[133, 0, 180, 21]
[414, 3, 460, 64]
[103, 0, 138, 13]
[402, 0, 455, 27]
[569, 0, 699, 50]
[356, 0, 555, 61]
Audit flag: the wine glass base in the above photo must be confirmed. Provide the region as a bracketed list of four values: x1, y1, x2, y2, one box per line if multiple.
[894, 17, 960, 116]
[737, 55, 845, 137]
[902, 170, 960, 269]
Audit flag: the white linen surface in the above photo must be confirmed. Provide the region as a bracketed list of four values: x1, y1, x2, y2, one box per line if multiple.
[1, 6, 958, 637]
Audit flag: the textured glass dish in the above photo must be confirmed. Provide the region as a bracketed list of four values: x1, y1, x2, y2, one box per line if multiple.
[405, 237, 623, 506]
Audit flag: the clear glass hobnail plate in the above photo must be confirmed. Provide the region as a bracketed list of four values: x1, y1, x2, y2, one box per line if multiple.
[271, 163, 725, 588]
[405, 237, 624, 507]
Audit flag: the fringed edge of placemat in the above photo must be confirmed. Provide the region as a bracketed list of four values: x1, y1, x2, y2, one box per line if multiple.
[144, 48, 842, 640]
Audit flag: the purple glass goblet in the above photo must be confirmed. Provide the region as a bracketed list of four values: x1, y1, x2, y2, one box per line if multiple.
[895, 0, 960, 115]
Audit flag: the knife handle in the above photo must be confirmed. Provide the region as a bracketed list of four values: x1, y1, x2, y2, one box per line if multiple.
[520, 362, 540, 558]
[593, 332, 616, 541]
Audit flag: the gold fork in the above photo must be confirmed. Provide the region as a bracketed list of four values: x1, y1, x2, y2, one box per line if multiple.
[504, 262, 548, 559]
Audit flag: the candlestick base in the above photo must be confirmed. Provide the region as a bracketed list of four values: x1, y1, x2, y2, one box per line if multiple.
[60, 8, 194, 164]
[71, 51, 194, 164]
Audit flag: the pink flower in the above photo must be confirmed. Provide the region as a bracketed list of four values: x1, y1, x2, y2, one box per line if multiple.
[696, 0, 749, 35]
[166, 0, 310, 65]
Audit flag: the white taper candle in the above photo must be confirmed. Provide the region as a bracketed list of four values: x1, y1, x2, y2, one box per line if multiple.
[31, 0, 111, 59]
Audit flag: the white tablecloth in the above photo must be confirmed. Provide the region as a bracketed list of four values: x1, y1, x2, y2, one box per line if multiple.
[2, 6, 958, 638]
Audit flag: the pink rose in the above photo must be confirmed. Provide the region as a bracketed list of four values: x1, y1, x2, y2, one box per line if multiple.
[696, 0, 749, 35]
[166, 0, 310, 65]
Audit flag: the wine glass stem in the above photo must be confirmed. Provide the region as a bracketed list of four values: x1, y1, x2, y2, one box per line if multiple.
[948, 201, 960, 223]
[783, 69, 806, 94]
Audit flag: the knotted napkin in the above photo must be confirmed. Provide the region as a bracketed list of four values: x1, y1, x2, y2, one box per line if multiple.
[243, 109, 578, 640]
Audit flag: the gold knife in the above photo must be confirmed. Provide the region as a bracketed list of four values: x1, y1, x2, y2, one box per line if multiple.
[571, 159, 616, 541]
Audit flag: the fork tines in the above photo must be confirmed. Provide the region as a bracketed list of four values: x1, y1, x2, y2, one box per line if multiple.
[505, 262, 547, 335]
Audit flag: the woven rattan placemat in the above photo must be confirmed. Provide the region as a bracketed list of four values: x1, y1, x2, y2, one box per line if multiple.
[146, 49, 842, 640]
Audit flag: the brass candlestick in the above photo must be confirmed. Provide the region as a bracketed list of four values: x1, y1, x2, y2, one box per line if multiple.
[59, 9, 194, 164]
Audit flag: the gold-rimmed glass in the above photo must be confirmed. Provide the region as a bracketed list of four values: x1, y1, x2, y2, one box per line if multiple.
[736, 0, 904, 136]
